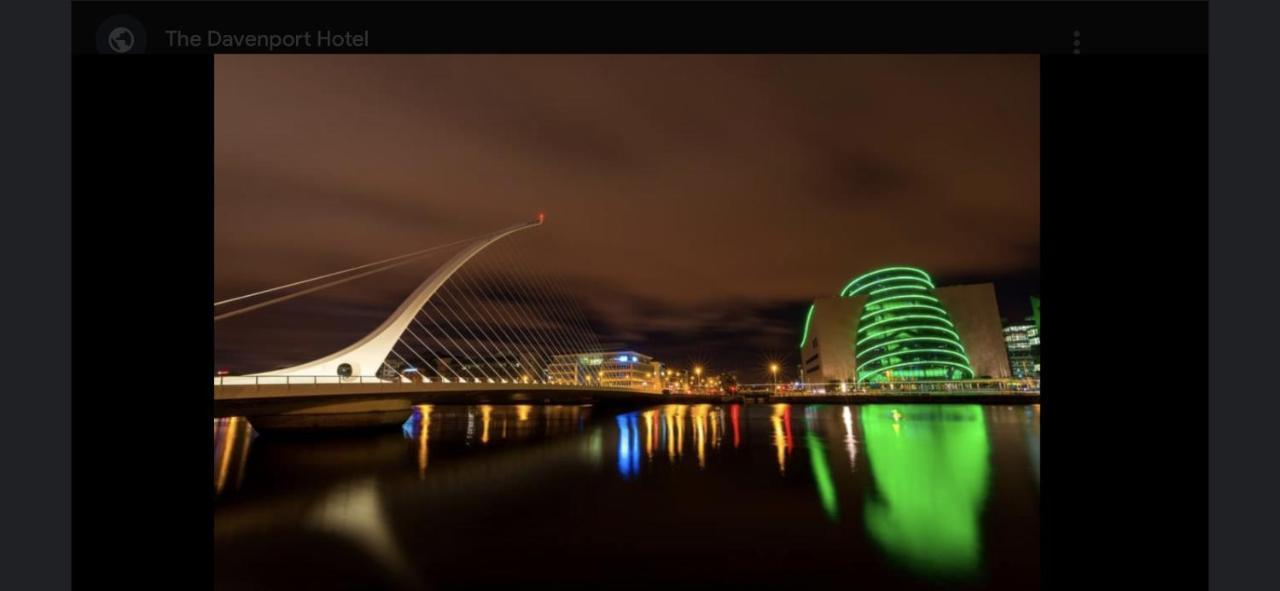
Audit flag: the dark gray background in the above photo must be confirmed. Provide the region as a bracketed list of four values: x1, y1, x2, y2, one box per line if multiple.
[2, 1, 1261, 590]
[5, 1, 69, 589]
[1207, 0, 1275, 589]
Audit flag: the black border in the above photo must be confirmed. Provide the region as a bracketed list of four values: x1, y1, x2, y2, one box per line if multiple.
[71, 1, 1205, 55]
[71, 54, 214, 588]
[1042, 54, 1206, 590]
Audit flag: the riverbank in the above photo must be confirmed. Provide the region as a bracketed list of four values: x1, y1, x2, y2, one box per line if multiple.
[218, 389, 1038, 432]
[765, 393, 1040, 405]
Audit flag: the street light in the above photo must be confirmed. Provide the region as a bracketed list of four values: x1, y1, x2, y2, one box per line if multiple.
[770, 362, 779, 390]
[694, 366, 703, 391]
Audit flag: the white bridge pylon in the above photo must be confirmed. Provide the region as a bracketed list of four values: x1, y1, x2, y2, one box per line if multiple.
[240, 217, 544, 381]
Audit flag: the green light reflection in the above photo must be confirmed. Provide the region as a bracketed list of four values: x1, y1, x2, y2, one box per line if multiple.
[861, 405, 991, 582]
[805, 430, 839, 521]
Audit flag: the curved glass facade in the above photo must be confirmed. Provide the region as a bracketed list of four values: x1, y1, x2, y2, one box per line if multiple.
[843, 267, 975, 383]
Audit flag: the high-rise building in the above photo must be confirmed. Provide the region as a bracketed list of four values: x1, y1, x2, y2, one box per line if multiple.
[800, 266, 1011, 386]
[1003, 321, 1039, 379]
[1003, 295, 1041, 379]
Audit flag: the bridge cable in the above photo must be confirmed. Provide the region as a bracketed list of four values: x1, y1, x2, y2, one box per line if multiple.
[447, 272, 530, 384]
[396, 330, 455, 382]
[459, 259, 552, 385]
[459, 266, 543, 384]
[490, 243, 584, 380]
[467, 251, 554, 383]
[496, 244, 600, 384]
[484, 247, 576, 383]
[411, 308, 477, 382]
[391, 338, 443, 382]
[415, 301, 484, 383]
[404, 319, 465, 382]
[380, 358, 410, 382]
[451, 263, 539, 384]
[214, 232, 494, 308]
[426, 289, 501, 384]
[214, 256, 434, 323]
[435, 281, 518, 383]
[435, 280, 513, 383]
[517, 246, 602, 365]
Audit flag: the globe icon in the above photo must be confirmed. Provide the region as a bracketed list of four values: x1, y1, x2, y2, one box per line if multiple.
[109, 27, 134, 53]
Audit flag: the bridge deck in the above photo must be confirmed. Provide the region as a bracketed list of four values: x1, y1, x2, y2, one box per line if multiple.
[215, 381, 662, 401]
[214, 382, 693, 423]
[214, 381, 1039, 434]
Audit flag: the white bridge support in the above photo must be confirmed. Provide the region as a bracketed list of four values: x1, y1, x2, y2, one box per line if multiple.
[240, 218, 543, 381]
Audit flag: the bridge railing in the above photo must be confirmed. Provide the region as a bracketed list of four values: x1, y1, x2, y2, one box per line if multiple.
[214, 375, 1039, 395]
[212, 375, 660, 389]
[213, 375, 535, 387]
[729, 378, 1040, 396]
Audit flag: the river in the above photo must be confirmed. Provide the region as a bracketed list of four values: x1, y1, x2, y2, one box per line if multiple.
[214, 403, 1040, 590]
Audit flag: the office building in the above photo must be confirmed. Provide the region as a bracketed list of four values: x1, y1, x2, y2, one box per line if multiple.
[547, 351, 662, 390]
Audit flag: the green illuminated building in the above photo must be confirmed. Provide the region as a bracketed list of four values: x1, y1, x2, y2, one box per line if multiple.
[800, 266, 1009, 386]
[843, 267, 973, 382]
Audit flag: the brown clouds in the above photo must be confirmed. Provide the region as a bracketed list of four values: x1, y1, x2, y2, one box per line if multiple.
[214, 54, 1038, 373]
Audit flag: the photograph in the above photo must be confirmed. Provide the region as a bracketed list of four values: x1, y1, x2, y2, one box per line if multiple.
[210, 54, 1041, 590]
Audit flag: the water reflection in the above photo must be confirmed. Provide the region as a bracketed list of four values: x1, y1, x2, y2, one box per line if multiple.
[771, 404, 792, 475]
[401, 405, 433, 478]
[664, 406, 675, 461]
[216, 403, 1037, 590]
[731, 404, 741, 448]
[803, 407, 839, 521]
[307, 477, 417, 589]
[691, 404, 708, 469]
[861, 405, 991, 582]
[842, 405, 858, 472]
[642, 410, 656, 460]
[674, 405, 684, 459]
[1026, 404, 1040, 488]
[616, 413, 640, 479]
[403, 404, 587, 446]
[608, 405, 744, 477]
[213, 417, 256, 495]
[399, 404, 597, 482]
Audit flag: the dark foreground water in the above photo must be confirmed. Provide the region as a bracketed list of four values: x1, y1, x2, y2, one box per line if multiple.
[214, 403, 1040, 590]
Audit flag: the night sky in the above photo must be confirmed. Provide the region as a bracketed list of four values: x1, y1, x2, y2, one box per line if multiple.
[214, 55, 1039, 382]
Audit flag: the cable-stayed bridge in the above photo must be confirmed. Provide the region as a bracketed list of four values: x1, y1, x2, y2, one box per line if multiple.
[215, 216, 677, 423]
